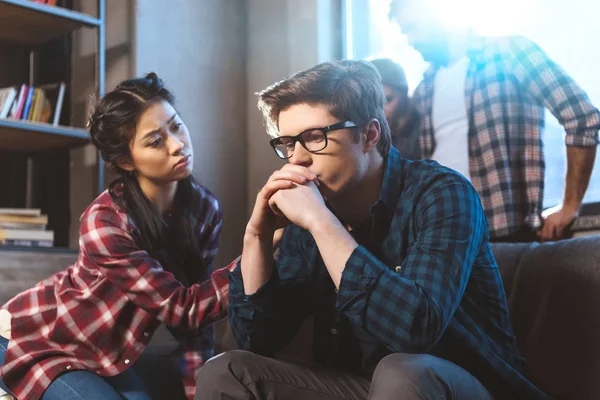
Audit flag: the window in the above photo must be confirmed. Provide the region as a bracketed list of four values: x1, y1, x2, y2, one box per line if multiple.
[346, 0, 600, 208]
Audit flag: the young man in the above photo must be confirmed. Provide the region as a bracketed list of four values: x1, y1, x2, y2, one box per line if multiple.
[195, 60, 548, 399]
[369, 58, 420, 160]
[390, 0, 600, 242]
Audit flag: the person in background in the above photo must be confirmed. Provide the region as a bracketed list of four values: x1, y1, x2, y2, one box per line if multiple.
[0, 73, 234, 400]
[390, 0, 600, 242]
[369, 58, 420, 160]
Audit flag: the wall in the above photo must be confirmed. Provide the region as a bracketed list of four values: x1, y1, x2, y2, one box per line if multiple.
[134, 0, 248, 269]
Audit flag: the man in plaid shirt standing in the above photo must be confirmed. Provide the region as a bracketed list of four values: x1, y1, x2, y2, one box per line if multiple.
[391, 0, 600, 242]
[195, 60, 548, 399]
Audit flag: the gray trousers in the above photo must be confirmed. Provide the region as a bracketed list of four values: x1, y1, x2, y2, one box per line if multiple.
[195, 350, 493, 400]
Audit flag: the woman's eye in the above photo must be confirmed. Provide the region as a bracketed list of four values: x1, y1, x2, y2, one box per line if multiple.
[171, 123, 182, 132]
[148, 137, 162, 147]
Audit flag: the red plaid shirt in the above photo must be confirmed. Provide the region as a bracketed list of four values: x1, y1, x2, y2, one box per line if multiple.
[0, 185, 234, 400]
[413, 35, 600, 238]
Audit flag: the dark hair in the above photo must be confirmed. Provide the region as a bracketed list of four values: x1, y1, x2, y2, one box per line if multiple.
[257, 60, 392, 157]
[369, 58, 409, 94]
[88, 72, 205, 283]
[369, 58, 412, 126]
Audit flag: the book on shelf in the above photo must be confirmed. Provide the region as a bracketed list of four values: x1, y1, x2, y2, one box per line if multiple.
[0, 208, 46, 230]
[0, 208, 42, 217]
[572, 230, 600, 238]
[0, 239, 53, 248]
[0, 82, 65, 126]
[0, 87, 17, 118]
[0, 222, 46, 230]
[11, 84, 28, 120]
[0, 228, 54, 242]
[43, 82, 66, 126]
[571, 214, 600, 231]
[21, 85, 35, 121]
[0, 214, 48, 227]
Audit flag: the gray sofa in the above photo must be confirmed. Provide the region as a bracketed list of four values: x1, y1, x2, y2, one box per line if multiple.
[492, 237, 600, 399]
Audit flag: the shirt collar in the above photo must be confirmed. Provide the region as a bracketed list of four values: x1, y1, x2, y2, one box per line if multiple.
[376, 146, 404, 213]
[327, 147, 404, 227]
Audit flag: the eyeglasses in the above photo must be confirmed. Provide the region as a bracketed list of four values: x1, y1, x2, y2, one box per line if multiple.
[269, 121, 358, 159]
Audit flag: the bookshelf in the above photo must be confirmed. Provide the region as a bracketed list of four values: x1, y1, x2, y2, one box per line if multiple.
[0, 0, 105, 251]
[0, 0, 102, 45]
[0, 119, 89, 151]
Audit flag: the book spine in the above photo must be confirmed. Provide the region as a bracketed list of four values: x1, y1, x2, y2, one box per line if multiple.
[21, 86, 35, 121]
[52, 82, 66, 126]
[14, 84, 28, 119]
[29, 88, 39, 121]
[0, 88, 17, 118]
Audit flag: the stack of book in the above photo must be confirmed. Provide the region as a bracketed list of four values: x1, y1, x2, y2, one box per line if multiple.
[0, 82, 65, 125]
[0, 208, 54, 248]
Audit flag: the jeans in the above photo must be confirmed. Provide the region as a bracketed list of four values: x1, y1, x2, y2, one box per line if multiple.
[0, 336, 151, 400]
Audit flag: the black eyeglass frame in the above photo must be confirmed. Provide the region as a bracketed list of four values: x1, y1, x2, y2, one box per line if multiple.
[269, 120, 358, 159]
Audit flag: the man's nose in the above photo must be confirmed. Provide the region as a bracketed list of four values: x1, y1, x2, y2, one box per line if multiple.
[288, 141, 312, 167]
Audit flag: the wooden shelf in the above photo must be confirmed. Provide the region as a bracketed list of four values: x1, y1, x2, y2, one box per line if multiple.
[0, 0, 101, 46]
[0, 118, 89, 151]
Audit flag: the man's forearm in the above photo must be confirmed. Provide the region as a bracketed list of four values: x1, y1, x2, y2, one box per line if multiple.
[309, 213, 358, 288]
[563, 146, 597, 211]
[241, 233, 274, 295]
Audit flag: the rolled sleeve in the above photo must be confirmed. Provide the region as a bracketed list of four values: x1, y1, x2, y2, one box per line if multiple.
[565, 128, 599, 147]
[228, 226, 314, 356]
[229, 260, 281, 312]
[509, 35, 600, 146]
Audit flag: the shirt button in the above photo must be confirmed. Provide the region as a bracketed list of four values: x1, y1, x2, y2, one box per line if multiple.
[66, 365, 72, 370]
[395, 266, 402, 272]
[331, 328, 338, 335]
[124, 359, 130, 365]
[143, 332, 150, 338]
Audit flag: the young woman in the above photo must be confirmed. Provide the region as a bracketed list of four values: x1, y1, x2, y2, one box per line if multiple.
[0, 73, 233, 400]
[369, 58, 421, 160]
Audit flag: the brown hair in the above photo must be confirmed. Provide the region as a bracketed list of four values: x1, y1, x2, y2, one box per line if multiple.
[257, 60, 392, 157]
[369, 58, 408, 94]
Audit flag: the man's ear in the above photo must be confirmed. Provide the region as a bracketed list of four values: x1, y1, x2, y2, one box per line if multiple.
[363, 118, 381, 153]
[115, 155, 135, 172]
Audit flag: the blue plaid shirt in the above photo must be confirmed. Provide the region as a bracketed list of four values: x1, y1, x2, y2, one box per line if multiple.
[229, 147, 549, 399]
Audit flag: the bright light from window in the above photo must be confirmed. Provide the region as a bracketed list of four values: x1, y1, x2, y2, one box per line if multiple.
[426, 0, 533, 35]
[361, 0, 600, 207]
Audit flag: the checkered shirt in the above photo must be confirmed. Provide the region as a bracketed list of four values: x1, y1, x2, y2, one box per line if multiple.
[413, 35, 600, 238]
